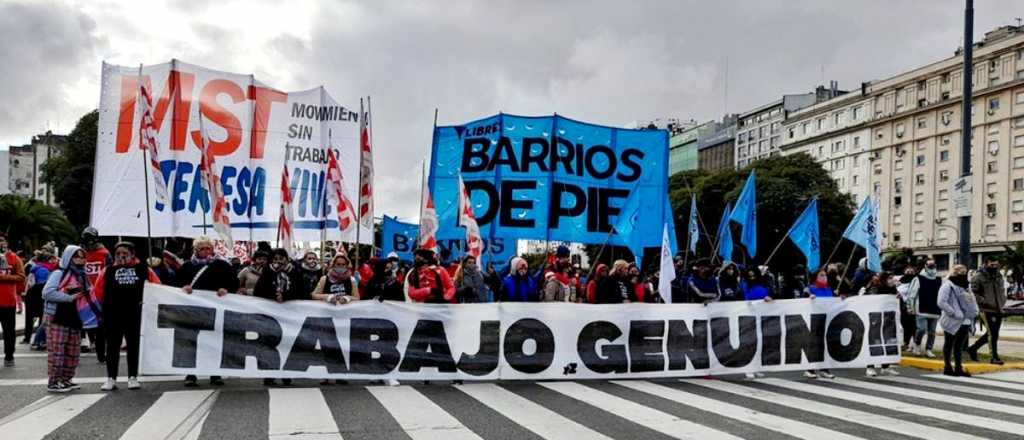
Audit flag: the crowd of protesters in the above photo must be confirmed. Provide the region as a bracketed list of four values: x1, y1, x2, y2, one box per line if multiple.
[0, 230, 1017, 393]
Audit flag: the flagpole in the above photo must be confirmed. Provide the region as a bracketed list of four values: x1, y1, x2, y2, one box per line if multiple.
[248, 74, 256, 253]
[137, 64, 155, 259]
[354, 98, 366, 270]
[320, 129, 330, 259]
[762, 198, 814, 267]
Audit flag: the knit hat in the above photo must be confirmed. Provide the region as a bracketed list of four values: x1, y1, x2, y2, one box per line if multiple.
[510, 257, 527, 271]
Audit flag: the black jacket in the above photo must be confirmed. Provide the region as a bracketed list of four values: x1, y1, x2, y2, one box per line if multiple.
[595, 275, 635, 304]
[175, 259, 239, 292]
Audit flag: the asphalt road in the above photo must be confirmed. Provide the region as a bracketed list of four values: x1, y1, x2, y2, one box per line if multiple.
[2, 350, 1023, 440]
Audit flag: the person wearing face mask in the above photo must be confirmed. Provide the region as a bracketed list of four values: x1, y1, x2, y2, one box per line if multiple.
[501, 256, 537, 302]
[41, 246, 91, 393]
[716, 262, 741, 302]
[256, 248, 305, 304]
[686, 259, 720, 304]
[780, 265, 809, 300]
[740, 267, 772, 302]
[907, 259, 942, 357]
[455, 255, 491, 303]
[406, 248, 456, 303]
[938, 265, 978, 376]
[292, 251, 324, 299]
[312, 254, 358, 302]
[175, 236, 238, 387]
[967, 256, 1007, 365]
[596, 260, 635, 304]
[365, 257, 404, 302]
[236, 250, 270, 295]
[896, 264, 919, 353]
[93, 242, 161, 391]
[147, 247, 176, 285]
[864, 272, 899, 377]
[0, 233, 27, 367]
[802, 269, 836, 379]
[586, 264, 609, 304]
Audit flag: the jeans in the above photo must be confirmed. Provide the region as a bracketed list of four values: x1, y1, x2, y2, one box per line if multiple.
[914, 316, 938, 350]
[969, 312, 1003, 358]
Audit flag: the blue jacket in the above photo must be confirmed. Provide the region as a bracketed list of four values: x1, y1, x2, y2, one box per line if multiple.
[807, 285, 834, 298]
[502, 275, 537, 302]
[741, 281, 772, 301]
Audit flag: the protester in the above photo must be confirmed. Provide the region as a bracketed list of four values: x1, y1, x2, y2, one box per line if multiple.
[94, 242, 160, 391]
[740, 267, 772, 302]
[175, 236, 238, 387]
[717, 262, 741, 301]
[0, 232, 27, 367]
[365, 257, 405, 302]
[938, 264, 978, 376]
[24, 244, 57, 349]
[828, 263, 855, 298]
[541, 266, 571, 302]
[627, 264, 651, 303]
[595, 260, 634, 304]
[455, 255, 491, 303]
[254, 248, 304, 387]
[779, 265, 808, 300]
[80, 227, 109, 362]
[802, 269, 836, 379]
[406, 249, 456, 303]
[484, 263, 503, 303]
[501, 257, 537, 302]
[907, 259, 942, 358]
[292, 251, 324, 299]
[851, 258, 875, 296]
[236, 250, 269, 295]
[586, 264, 609, 304]
[686, 259, 720, 304]
[312, 254, 359, 303]
[147, 248, 176, 285]
[896, 265, 918, 352]
[967, 256, 1006, 365]
[864, 271, 899, 377]
[42, 246, 89, 393]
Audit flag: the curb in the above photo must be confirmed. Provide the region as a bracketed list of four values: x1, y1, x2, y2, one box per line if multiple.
[899, 356, 1024, 373]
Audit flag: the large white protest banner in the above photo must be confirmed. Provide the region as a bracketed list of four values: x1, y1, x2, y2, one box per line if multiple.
[92, 60, 372, 242]
[141, 284, 901, 380]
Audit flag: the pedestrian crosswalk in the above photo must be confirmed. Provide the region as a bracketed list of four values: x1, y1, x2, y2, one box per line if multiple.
[0, 372, 1022, 440]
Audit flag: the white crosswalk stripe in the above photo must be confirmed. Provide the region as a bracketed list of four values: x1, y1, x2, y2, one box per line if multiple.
[456, 383, 614, 439]
[119, 390, 218, 440]
[760, 377, 1024, 435]
[368, 385, 483, 440]
[688, 378, 990, 440]
[539, 381, 742, 440]
[979, 371, 1024, 384]
[613, 380, 868, 440]
[267, 387, 343, 440]
[925, 373, 1024, 391]
[0, 374, 1021, 440]
[0, 394, 105, 440]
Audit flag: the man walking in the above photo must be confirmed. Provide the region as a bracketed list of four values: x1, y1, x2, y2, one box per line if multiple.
[967, 256, 1007, 365]
[0, 233, 27, 367]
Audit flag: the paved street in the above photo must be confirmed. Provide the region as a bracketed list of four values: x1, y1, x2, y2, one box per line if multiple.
[0, 349, 1022, 440]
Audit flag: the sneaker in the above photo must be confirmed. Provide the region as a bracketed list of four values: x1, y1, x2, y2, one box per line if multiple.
[925, 350, 936, 359]
[184, 375, 198, 387]
[803, 371, 819, 379]
[128, 377, 141, 390]
[209, 376, 225, 386]
[991, 357, 1005, 365]
[881, 368, 900, 376]
[101, 378, 117, 391]
[865, 367, 878, 377]
[47, 383, 71, 393]
[63, 381, 81, 390]
[81, 346, 92, 353]
[819, 370, 836, 379]
[914, 344, 925, 356]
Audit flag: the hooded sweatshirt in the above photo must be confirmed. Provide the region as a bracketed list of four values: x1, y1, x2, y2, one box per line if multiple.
[0, 249, 26, 307]
[907, 268, 942, 317]
[42, 245, 90, 328]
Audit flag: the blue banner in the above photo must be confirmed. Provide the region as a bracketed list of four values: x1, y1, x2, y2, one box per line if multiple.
[430, 113, 671, 250]
[380, 215, 517, 268]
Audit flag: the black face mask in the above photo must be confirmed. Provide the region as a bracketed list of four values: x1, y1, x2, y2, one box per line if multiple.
[986, 266, 999, 274]
[949, 274, 969, 287]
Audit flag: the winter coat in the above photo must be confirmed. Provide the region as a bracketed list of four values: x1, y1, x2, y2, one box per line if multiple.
[175, 258, 239, 292]
[807, 284, 834, 298]
[456, 270, 491, 303]
[541, 276, 571, 302]
[42, 245, 90, 329]
[502, 274, 538, 302]
[0, 251, 26, 308]
[406, 265, 456, 303]
[94, 260, 160, 321]
[741, 280, 772, 301]
[236, 265, 264, 295]
[717, 269, 741, 301]
[971, 269, 1007, 314]
[595, 275, 633, 304]
[938, 280, 980, 335]
[907, 272, 942, 317]
[291, 263, 324, 298]
[687, 275, 720, 303]
[255, 264, 307, 301]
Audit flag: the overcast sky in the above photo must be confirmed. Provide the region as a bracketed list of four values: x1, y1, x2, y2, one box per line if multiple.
[1, 0, 1020, 220]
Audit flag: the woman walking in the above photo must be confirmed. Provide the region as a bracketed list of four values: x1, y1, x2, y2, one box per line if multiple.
[41, 246, 90, 393]
[938, 264, 979, 377]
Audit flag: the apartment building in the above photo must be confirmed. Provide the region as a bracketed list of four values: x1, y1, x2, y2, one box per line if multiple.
[735, 83, 845, 168]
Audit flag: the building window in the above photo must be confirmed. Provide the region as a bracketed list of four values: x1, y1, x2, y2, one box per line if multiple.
[802, 122, 809, 134]
[939, 189, 949, 200]
[940, 150, 950, 162]
[895, 159, 904, 170]
[917, 117, 927, 129]
[817, 118, 825, 131]
[915, 193, 924, 205]
[896, 123, 906, 138]
[914, 212, 924, 223]
[834, 112, 842, 126]
[893, 233, 902, 243]
[893, 214, 902, 225]
[988, 161, 998, 172]
[987, 203, 997, 216]
[940, 170, 950, 182]
[1015, 157, 1024, 169]
[941, 134, 951, 145]
[1015, 223, 1024, 233]
[990, 98, 1000, 111]
[894, 196, 903, 207]
[874, 164, 882, 175]
[1016, 116, 1024, 129]
[787, 128, 795, 139]
[916, 155, 926, 167]
[938, 208, 948, 220]
[986, 224, 997, 237]
[1014, 200, 1024, 213]
[1017, 92, 1024, 105]
[987, 182, 998, 195]
[915, 174, 925, 185]
[853, 136, 861, 149]
[914, 231, 925, 242]
[818, 145, 825, 156]
[853, 175, 860, 186]
[1016, 178, 1024, 191]
[941, 111, 953, 126]
[894, 178, 904, 193]
[1015, 135, 1024, 148]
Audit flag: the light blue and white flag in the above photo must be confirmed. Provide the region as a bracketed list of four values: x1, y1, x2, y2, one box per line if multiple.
[687, 195, 699, 253]
[729, 170, 757, 258]
[843, 196, 881, 272]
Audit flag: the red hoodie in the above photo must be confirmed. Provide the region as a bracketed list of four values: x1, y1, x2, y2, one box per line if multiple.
[85, 246, 110, 286]
[0, 252, 26, 307]
[406, 265, 456, 303]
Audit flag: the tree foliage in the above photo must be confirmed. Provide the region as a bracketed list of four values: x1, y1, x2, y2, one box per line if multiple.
[668, 153, 857, 272]
[998, 242, 1024, 289]
[0, 194, 77, 251]
[41, 110, 97, 232]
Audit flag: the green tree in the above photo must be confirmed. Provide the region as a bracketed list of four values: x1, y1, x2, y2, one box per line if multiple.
[669, 153, 857, 272]
[0, 194, 77, 251]
[998, 242, 1024, 289]
[41, 110, 97, 231]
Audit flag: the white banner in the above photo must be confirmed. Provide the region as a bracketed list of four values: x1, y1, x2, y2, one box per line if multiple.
[92, 60, 372, 243]
[141, 283, 901, 380]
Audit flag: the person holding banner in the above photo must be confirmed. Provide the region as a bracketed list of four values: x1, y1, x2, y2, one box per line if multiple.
[501, 257, 537, 303]
[454, 255, 490, 303]
[41, 246, 90, 393]
[686, 259, 720, 304]
[586, 264, 609, 304]
[255, 249, 304, 304]
[740, 267, 773, 302]
[175, 236, 237, 387]
[595, 260, 635, 304]
[292, 251, 325, 300]
[406, 249, 456, 304]
[236, 250, 270, 296]
[311, 254, 359, 304]
[365, 257, 404, 302]
[94, 242, 161, 391]
[716, 262, 741, 302]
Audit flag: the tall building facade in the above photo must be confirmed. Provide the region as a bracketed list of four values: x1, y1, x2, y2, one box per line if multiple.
[698, 114, 738, 172]
[8, 132, 66, 206]
[669, 121, 713, 175]
[0, 150, 9, 195]
[782, 25, 1024, 267]
[735, 84, 845, 168]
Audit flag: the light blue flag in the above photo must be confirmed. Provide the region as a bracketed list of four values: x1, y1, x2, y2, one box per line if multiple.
[613, 187, 645, 266]
[728, 170, 757, 258]
[787, 198, 821, 271]
[717, 202, 734, 262]
[687, 195, 699, 253]
[843, 196, 881, 272]
[664, 194, 678, 256]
